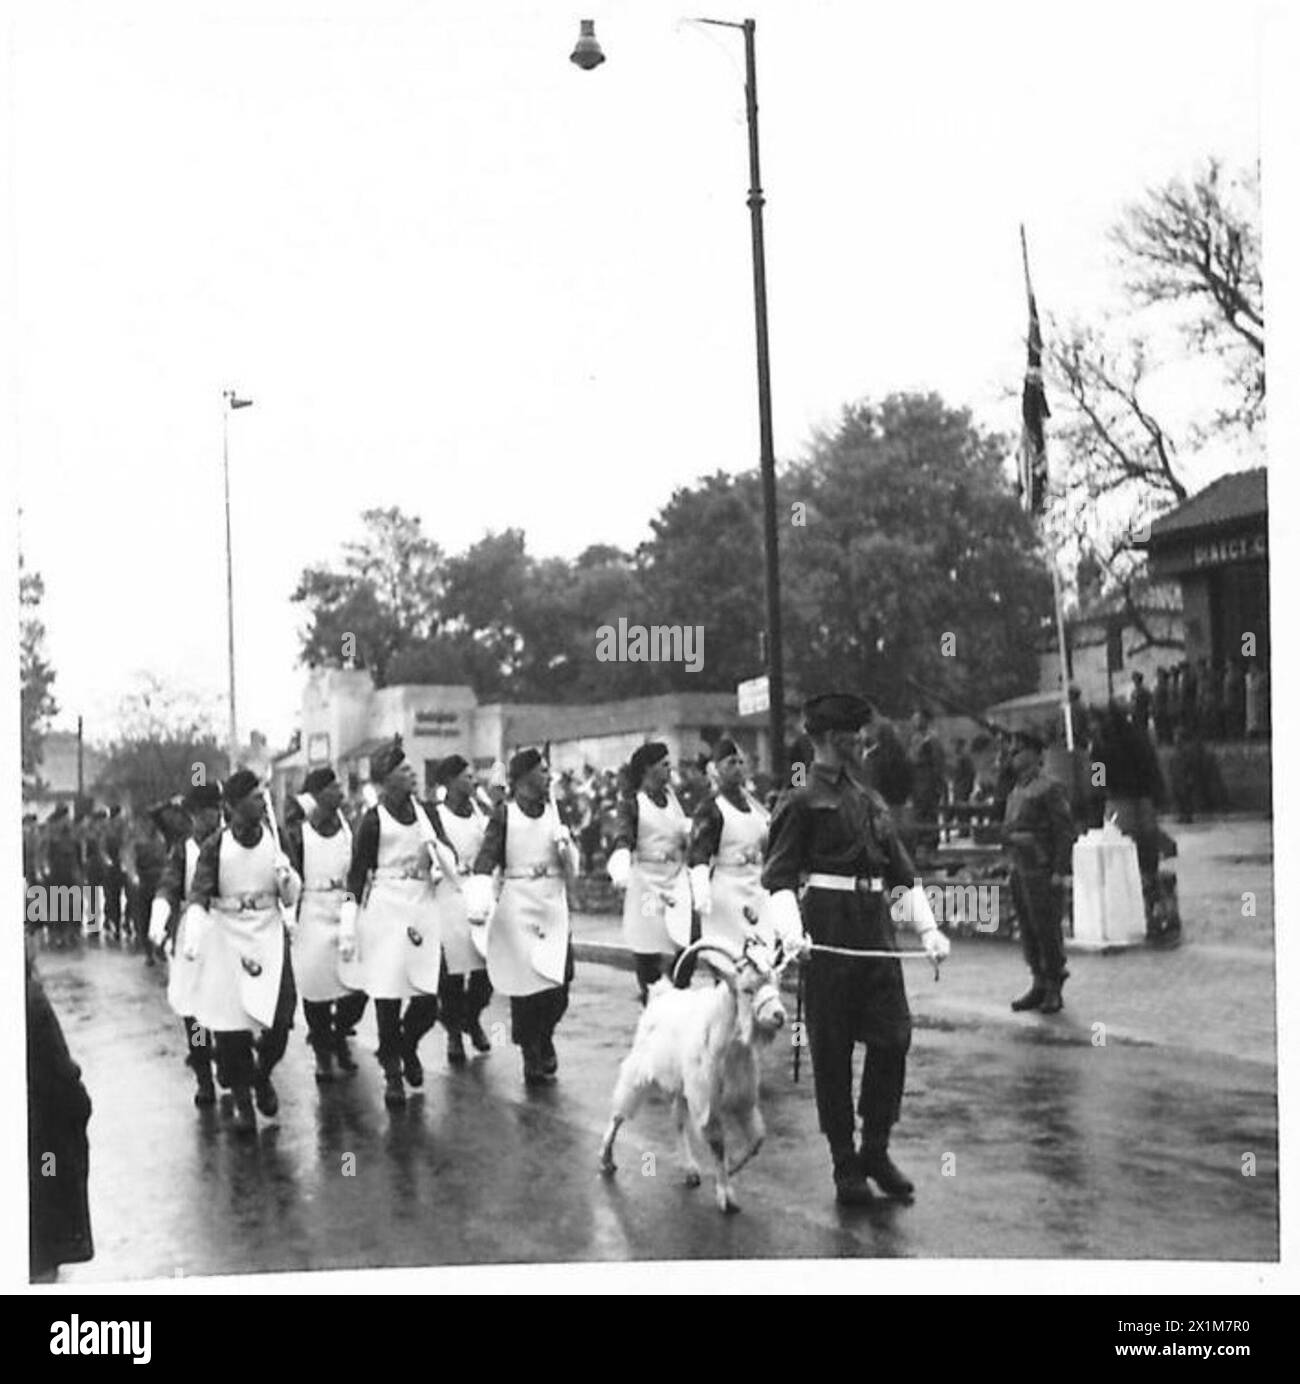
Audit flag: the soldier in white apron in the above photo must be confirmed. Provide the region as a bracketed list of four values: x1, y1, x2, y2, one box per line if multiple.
[341, 738, 451, 1108]
[687, 737, 771, 954]
[605, 742, 696, 1002]
[428, 755, 493, 1066]
[184, 771, 301, 1135]
[465, 749, 576, 1087]
[284, 767, 368, 1084]
[148, 782, 224, 1107]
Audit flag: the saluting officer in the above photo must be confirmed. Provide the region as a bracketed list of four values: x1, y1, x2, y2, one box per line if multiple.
[762, 693, 950, 1207]
[1001, 729, 1075, 1014]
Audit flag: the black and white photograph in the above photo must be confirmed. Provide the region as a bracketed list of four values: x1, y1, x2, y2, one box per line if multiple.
[7, 0, 1296, 1298]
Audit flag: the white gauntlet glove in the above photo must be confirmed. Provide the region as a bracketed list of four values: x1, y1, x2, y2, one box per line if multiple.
[606, 847, 631, 889]
[688, 864, 713, 917]
[464, 873, 497, 926]
[274, 855, 301, 909]
[181, 903, 208, 962]
[147, 896, 172, 951]
[760, 889, 804, 951]
[894, 883, 950, 962]
[337, 898, 358, 961]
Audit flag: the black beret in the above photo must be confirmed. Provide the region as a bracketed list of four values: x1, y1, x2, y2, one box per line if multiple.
[508, 747, 544, 783]
[369, 737, 406, 783]
[303, 766, 337, 796]
[184, 783, 222, 812]
[436, 754, 470, 786]
[803, 692, 874, 735]
[713, 736, 741, 762]
[1014, 728, 1046, 753]
[222, 769, 262, 805]
[628, 741, 670, 784]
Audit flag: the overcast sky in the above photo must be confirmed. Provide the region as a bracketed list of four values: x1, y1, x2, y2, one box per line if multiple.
[7, 0, 1272, 747]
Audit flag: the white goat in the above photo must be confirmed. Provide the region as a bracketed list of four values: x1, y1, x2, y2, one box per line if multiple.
[598, 932, 796, 1213]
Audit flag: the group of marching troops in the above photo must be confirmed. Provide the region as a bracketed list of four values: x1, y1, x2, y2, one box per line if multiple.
[140, 696, 973, 1208]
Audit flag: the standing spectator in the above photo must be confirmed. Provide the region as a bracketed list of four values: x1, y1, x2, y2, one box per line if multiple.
[101, 805, 127, 940]
[950, 738, 976, 805]
[43, 805, 81, 950]
[1152, 667, 1173, 746]
[1179, 660, 1199, 738]
[1222, 661, 1246, 740]
[27, 949, 94, 1281]
[1197, 658, 1221, 741]
[1128, 672, 1152, 735]
[908, 708, 946, 860]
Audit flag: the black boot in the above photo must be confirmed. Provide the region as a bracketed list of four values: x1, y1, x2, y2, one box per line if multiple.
[253, 1074, 279, 1117]
[383, 1063, 407, 1108]
[447, 1030, 467, 1066]
[193, 1069, 217, 1108]
[466, 1017, 492, 1053]
[522, 1042, 552, 1087]
[1039, 978, 1064, 1014]
[334, 1034, 358, 1074]
[859, 1144, 915, 1199]
[831, 1145, 875, 1207]
[402, 1043, 424, 1088]
[313, 1045, 336, 1084]
[1011, 980, 1046, 1012]
[231, 1086, 257, 1135]
[539, 1033, 558, 1077]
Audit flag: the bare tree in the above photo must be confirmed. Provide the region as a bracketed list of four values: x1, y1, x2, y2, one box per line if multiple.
[1112, 158, 1263, 431]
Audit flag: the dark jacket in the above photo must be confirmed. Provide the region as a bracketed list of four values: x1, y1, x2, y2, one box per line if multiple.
[27, 958, 93, 1279]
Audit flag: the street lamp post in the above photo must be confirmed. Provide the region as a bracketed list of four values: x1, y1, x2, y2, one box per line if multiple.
[571, 18, 786, 777]
[221, 389, 254, 769]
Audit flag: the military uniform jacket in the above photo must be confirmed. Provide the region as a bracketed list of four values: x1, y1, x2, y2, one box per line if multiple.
[1002, 773, 1074, 876]
[762, 761, 915, 1045]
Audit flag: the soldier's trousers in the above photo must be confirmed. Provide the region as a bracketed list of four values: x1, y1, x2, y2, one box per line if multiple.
[510, 944, 575, 1049]
[1011, 868, 1066, 982]
[375, 995, 440, 1075]
[303, 992, 369, 1054]
[183, 1016, 215, 1085]
[438, 963, 492, 1035]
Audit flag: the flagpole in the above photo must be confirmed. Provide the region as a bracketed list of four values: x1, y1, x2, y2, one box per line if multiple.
[1019, 224, 1073, 752]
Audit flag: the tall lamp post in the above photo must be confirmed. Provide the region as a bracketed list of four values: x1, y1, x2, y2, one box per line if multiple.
[222, 389, 254, 768]
[571, 18, 786, 777]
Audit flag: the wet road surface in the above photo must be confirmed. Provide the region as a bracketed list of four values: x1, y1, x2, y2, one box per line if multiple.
[38, 937, 1277, 1282]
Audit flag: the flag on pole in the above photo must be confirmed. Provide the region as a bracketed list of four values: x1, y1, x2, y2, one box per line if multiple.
[1018, 225, 1050, 515]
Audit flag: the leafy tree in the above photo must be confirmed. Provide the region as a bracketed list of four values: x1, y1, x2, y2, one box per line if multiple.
[96, 673, 228, 809]
[20, 554, 58, 793]
[291, 507, 445, 685]
[784, 394, 1051, 712]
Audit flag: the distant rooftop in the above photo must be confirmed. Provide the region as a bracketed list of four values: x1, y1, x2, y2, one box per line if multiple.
[1147, 468, 1267, 542]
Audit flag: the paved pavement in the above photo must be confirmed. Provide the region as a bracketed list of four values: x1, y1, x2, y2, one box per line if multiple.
[32, 814, 1277, 1282]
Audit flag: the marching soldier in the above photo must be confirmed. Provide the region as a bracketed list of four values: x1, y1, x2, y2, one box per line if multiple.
[605, 742, 694, 1002]
[149, 783, 224, 1107]
[465, 749, 576, 1087]
[284, 767, 368, 1083]
[184, 771, 300, 1134]
[1001, 729, 1075, 1014]
[687, 737, 769, 951]
[428, 755, 494, 1066]
[762, 693, 950, 1207]
[342, 738, 450, 1108]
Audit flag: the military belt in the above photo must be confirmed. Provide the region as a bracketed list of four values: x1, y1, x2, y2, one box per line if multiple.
[805, 872, 886, 894]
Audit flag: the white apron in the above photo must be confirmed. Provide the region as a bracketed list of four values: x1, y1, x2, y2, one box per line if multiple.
[193, 829, 287, 1033]
[622, 788, 692, 954]
[487, 801, 571, 998]
[436, 801, 489, 976]
[166, 839, 203, 1018]
[703, 790, 769, 950]
[294, 818, 360, 1002]
[354, 802, 443, 1000]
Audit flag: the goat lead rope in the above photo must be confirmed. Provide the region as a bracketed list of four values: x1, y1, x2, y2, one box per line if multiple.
[800, 943, 943, 982]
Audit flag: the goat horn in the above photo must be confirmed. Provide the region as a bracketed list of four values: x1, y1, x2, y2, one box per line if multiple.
[671, 938, 743, 986]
